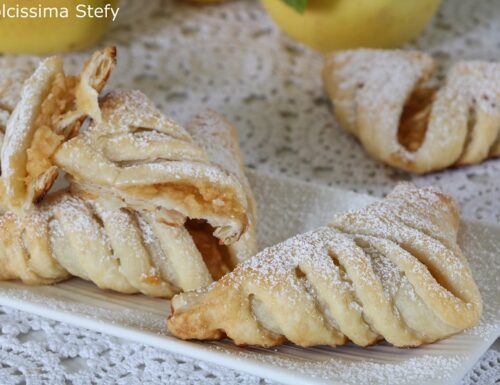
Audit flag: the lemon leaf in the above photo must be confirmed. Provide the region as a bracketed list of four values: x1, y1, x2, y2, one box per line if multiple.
[281, 0, 308, 13]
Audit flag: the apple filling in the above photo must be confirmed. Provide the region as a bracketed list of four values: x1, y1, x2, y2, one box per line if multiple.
[185, 219, 233, 280]
[25, 74, 78, 185]
[122, 182, 247, 230]
[398, 87, 436, 152]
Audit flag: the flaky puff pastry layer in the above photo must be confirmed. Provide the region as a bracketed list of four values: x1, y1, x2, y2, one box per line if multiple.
[0, 47, 116, 213]
[168, 184, 482, 348]
[0, 60, 38, 213]
[54, 90, 253, 246]
[0, 109, 258, 297]
[323, 49, 500, 174]
[0, 58, 36, 145]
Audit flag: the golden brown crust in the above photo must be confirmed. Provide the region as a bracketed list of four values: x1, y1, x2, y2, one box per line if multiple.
[168, 184, 482, 348]
[0, 92, 257, 296]
[0, 190, 222, 296]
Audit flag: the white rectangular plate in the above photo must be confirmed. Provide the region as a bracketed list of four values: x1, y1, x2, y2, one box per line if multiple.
[0, 172, 498, 385]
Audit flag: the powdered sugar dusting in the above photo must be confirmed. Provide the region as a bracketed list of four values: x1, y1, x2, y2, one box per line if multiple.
[56, 90, 251, 244]
[217, 344, 465, 385]
[327, 49, 433, 135]
[325, 49, 500, 170]
[96, 89, 191, 140]
[202, 183, 482, 350]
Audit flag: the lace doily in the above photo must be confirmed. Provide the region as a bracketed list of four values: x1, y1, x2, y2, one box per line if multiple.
[1, 0, 499, 383]
[0, 305, 498, 385]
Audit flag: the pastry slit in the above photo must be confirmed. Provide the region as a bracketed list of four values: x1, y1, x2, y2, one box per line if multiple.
[397, 87, 436, 152]
[295, 265, 341, 333]
[19, 229, 56, 282]
[327, 247, 379, 336]
[457, 104, 478, 161]
[133, 211, 182, 289]
[395, 241, 463, 301]
[392, 209, 453, 248]
[87, 208, 128, 282]
[249, 294, 283, 336]
[128, 211, 175, 289]
[17, 229, 42, 282]
[334, 220, 465, 303]
[0, 101, 12, 113]
[327, 249, 347, 278]
[294, 266, 306, 279]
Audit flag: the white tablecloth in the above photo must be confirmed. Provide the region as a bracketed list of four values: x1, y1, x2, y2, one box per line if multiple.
[1, 0, 499, 383]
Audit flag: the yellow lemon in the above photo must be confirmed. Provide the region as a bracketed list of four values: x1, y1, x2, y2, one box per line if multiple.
[261, 0, 442, 52]
[0, 0, 117, 54]
[182, 0, 229, 4]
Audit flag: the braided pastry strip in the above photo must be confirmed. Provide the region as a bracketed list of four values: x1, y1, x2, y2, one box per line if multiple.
[1, 47, 116, 213]
[323, 49, 500, 173]
[0, 188, 247, 297]
[54, 90, 251, 244]
[167, 184, 482, 348]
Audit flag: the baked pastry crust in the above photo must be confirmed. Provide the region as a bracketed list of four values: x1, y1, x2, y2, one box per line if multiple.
[0, 49, 257, 296]
[54, 90, 252, 245]
[1, 48, 115, 213]
[167, 184, 482, 348]
[0, 104, 257, 296]
[323, 49, 500, 173]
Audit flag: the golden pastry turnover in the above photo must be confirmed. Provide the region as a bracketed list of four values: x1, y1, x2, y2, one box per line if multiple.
[1, 47, 115, 213]
[0, 108, 257, 297]
[168, 184, 482, 348]
[55, 90, 253, 246]
[323, 49, 500, 173]
[0, 48, 257, 297]
[0, 188, 241, 297]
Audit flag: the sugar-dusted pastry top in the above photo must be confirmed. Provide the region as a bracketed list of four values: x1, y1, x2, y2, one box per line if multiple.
[323, 49, 500, 173]
[168, 184, 482, 348]
[1, 47, 116, 213]
[55, 90, 253, 245]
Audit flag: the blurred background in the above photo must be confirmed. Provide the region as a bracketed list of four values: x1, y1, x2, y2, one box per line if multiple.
[1, 0, 499, 222]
